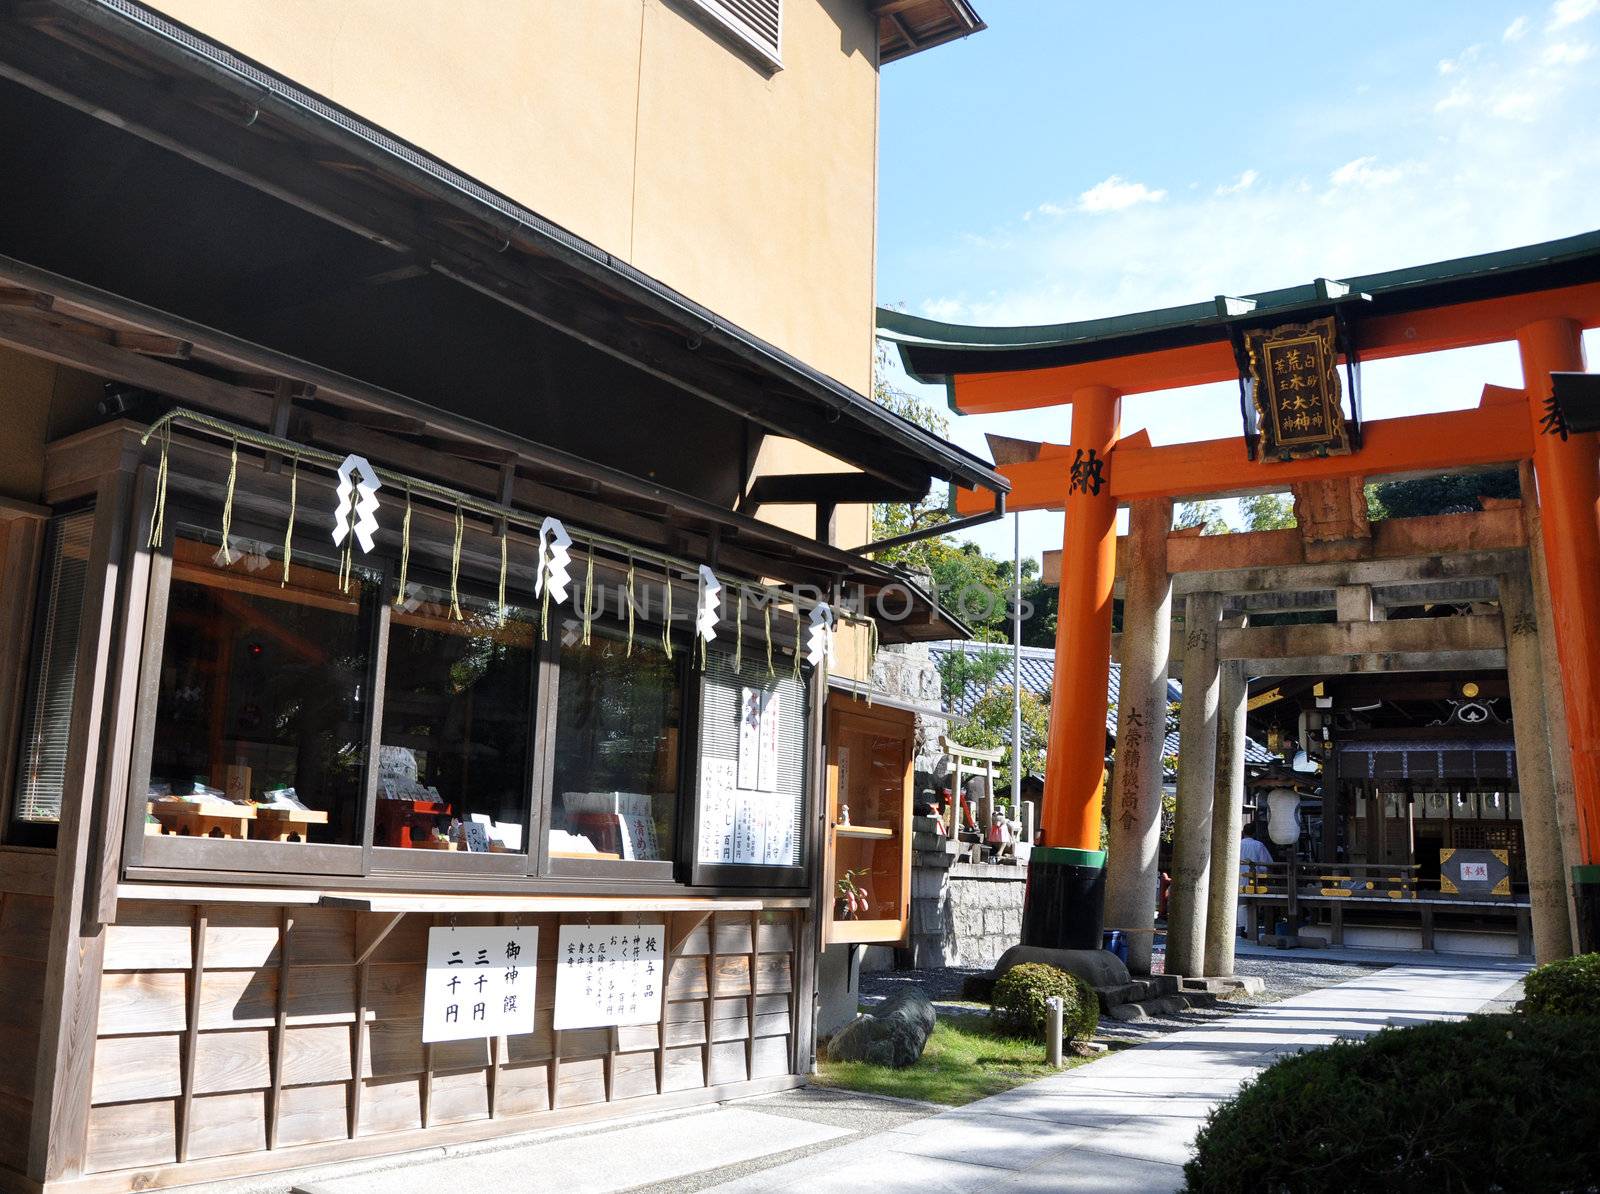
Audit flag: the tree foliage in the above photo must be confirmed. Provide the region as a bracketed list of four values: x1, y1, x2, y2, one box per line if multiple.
[869, 344, 1027, 640]
[1175, 500, 1230, 534]
[950, 683, 1050, 780]
[1238, 492, 1296, 530]
[1369, 468, 1519, 520]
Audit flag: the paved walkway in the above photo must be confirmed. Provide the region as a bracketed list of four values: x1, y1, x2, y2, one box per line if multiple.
[701, 962, 1523, 1194]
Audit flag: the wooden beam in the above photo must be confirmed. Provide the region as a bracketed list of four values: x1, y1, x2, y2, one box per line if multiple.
[960, 399, 1534, 513]
[745, 472, 923, 506]
[1170, 549, 1527, 597]
[1242, 649, 1506, 676]
[948, 282, 1600, 413]
[1219, 613, 1506, 663]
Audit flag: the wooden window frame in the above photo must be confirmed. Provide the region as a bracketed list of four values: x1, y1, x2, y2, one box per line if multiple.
[683, 643, 814, 892]
[5, 501, 97, 848]
[114, 451, 821, 897]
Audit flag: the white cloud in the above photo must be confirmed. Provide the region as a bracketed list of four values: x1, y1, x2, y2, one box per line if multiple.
[1076, 175, 1167, 213]
[1548, 0, 1598, 29]
[1434, 83, 1472, 112]
[918, 296, 965, 321]
[1329, 155, 1404, 187]
[1504, 14, 1530, 39]
[1215, 169, 1259, 196]
[1542, 39, 1594, 63]
[1438, 44, 1481, 74]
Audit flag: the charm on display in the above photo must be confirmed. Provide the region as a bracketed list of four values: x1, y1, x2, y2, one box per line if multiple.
[536, 516, 574, 603]
[806, 602, 835, 669]
[696, 565, 722, 644]
[332, 454, 382, 553]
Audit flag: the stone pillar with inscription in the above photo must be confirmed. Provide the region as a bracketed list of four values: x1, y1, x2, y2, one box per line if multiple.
[1500, 568, 1573, 962]
[1204, 655, 1248, 978]
[1165, 591, 1222, 977]
[1103, 499, 1173, 976]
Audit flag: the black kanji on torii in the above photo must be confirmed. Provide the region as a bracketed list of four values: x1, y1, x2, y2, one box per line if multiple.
[1069, 448, 1106, 496]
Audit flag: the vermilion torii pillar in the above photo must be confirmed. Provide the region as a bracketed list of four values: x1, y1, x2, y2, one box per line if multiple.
[1519, 317, 1600, 949]
[1021, 385, 1121, 951]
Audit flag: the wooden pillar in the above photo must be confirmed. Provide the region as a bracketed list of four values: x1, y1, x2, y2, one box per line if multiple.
[1499, 569, 1573, 962]
[28, 467, 136, 1182]
[1520, 460, 1584, 952]
[1518, 319, 1600, 948]
[1025, 386, 1120, 951]
[1103, 498, 1173, 976]
[1204, 656, 1247, 978]
[1165, 591, 1221, 977]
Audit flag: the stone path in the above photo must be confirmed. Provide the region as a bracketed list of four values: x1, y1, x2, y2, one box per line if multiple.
[699, 961, 1523, 1193]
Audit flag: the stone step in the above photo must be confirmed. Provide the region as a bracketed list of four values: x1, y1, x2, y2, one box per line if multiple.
[1105, 995, 1184, 1022]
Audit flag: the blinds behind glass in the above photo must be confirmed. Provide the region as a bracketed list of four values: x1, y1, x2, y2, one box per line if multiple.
[13, 508, 94, 824]
[697, 647, 805, 867]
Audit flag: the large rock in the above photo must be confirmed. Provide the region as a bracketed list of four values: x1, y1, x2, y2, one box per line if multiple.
[827, 987, 936, 1069]
[991, 945, 1131, 992]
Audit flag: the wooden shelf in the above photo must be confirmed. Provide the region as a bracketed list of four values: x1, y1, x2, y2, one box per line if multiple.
[834, 824, 894, 840]
[826, 917, 906, 945]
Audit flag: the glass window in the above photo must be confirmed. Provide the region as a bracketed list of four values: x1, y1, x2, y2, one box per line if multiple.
[146, 533, 376, 846]
[378, 584, 534, 854]
[548, 620, 683, 864]
[10, 508, 94, 838]
[695, 648, 806, 874]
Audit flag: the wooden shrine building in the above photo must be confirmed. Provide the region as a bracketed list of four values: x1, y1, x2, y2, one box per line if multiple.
[0, 2, 999, 1190]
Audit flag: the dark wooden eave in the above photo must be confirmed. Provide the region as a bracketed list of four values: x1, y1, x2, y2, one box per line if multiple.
[873, 0, 985, 63]
[0, 0, 1005, 505]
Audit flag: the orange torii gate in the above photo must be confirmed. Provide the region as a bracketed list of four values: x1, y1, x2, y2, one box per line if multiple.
[885, 230, 1600, 954]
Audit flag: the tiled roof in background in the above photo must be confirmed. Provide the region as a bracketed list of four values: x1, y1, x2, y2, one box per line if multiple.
[928, 641, 1276, 766]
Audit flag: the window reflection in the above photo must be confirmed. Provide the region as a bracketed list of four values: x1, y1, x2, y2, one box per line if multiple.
[549, 621, 682, 863]
[148, 535, 374, 844]
[378, 585, 533, 853]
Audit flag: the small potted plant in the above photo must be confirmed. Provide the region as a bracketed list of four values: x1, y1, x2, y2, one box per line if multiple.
[835, 868, 870, 920]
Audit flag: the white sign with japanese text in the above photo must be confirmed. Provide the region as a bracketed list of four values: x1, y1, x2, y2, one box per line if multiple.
[553, 923, 665, 1029]
[422, 924, 537, 1043]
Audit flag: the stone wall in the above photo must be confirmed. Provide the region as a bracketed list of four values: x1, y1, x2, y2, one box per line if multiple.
[904, 815, 1027, 969]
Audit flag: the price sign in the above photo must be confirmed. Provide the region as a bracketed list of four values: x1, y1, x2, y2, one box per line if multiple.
[422, 924, 537, 1043]
[553, 923, 665, 1029]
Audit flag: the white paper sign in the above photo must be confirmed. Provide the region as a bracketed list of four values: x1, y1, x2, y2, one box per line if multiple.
[699, 757, 737, 864]
[423, 925, 537, 1043]
[737, 687, 781, 792]
[1460, 861, 1490, 882]
[553, 923, 665, 1029]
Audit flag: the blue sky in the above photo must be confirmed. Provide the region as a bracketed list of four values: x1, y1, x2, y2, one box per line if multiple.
[874, 0, 1600, 560]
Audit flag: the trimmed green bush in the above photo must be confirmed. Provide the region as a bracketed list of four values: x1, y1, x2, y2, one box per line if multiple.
[1522, 951, 1600, 1017]
[1184, 1014, 1600, 1193]
[989, 962, 1098, 1043]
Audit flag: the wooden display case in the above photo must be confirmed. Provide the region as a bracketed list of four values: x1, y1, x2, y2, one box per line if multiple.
[823, 694, 915, 946]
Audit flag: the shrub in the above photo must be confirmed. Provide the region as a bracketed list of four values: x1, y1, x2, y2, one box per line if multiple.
[1522, 952, 1600, 1017]
[1183, 1014, 1600, 1193]
[989, 962, 1098, 1043]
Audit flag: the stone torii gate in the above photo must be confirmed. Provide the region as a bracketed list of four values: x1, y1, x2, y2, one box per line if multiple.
[881, 230, 1600, 959]
[1083, 480, 1574, 974]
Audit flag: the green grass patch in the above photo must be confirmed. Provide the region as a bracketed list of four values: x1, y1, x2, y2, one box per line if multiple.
[815, 1012, 1099, 1106]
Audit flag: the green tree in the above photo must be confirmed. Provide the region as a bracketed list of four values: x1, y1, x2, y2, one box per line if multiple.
[950, 684, 1050, 781]
[1175, 500, 1230, 534]
[1369, 469, 1519, 519]
[869, 343, 1027, 640]
[1238, 492, 1296, 530]
[936, 646, 1008, 706]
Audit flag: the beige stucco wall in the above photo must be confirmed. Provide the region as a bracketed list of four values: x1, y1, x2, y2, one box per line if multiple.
[141, 0, 880, 396]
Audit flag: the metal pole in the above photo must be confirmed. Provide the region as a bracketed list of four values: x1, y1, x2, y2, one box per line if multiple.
[1012, 512, 1023, 807]
[1045, 996, 1064, 1067]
